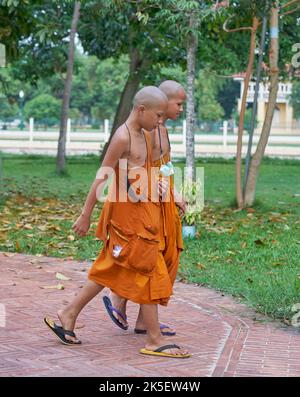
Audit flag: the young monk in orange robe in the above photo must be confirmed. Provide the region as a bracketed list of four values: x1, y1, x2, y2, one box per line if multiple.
[44, 86, 190, 359]
[104, 81, 187, 336]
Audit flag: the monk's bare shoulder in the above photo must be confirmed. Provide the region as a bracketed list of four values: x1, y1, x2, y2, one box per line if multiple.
[110, 125, 130, 155]
[160, 124, 168, 135]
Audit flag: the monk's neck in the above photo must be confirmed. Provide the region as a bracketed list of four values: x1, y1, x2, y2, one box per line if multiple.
[125, 113, 144, 136]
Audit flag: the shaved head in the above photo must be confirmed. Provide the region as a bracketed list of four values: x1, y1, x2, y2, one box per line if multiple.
[159, 80, 185, 99]
[133, 86, 168, 109]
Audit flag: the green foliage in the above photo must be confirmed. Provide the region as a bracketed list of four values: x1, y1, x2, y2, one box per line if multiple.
[71, 54, 129, 121]
[1, 0, 299, 128]
[196, 69, 225, 121]
[0, 97, 18, 121]
[0, 1, 76, 82]
[181, 180, 204, 226]
[78, 0, 186, 80]
[234, 107, 257, 133]
[24, 94, 60, 126]
[217, 79, 240, 119]
[0, 52, 130, 124]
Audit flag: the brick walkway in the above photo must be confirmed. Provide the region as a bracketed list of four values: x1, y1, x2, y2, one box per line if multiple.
[1, 251, 300, 377]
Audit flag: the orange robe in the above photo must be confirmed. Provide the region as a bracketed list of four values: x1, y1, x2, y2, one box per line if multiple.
[153, 150, 183, 287]
[89, 131, 172, 306]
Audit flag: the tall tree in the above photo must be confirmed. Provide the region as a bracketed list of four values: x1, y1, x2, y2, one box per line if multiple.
[224, 13, 260, 208]
[186, 11, 198, 181]
[153, 0, 228, 180]
[244, 0, 300, 206]
[78, 0, 185, 139]
[223, 0, 299, 208]
[0, 0, 37, 62]
[56, 1, 81, 174]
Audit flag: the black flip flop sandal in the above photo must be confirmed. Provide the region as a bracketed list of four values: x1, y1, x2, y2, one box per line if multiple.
[44, 317, 81, 345]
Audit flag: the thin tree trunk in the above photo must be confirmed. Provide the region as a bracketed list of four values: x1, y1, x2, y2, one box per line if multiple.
[185, 13, 198, 182]
[111, 48, 148, 134]
[56, 1, 80, 174]
[244, 16, 268, 194]
[100, 47, 151, 163]
[236, 17, 259, 209]
[244, 5, 279, 207]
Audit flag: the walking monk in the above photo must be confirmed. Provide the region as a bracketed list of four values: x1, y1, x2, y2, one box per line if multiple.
[44, 86, 191, 359]
[103, 81, 187, 337]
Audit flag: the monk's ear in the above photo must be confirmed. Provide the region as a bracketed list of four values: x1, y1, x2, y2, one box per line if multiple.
[137, 104, 145, 114]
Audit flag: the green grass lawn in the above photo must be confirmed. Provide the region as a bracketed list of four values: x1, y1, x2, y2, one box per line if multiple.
[0, 153, 300, 323]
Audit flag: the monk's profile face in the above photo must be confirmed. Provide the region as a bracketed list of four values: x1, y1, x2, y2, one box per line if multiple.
[138, 101, 167, 131]
[166, 89, 186, 120]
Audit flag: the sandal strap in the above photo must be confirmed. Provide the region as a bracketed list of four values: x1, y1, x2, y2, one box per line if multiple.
[53, 322, 76, 338]
[159, 323, 170, 329]
[109, 304, 127, 322]
[154, 344, 180, 353]
[63, 329, 76, 337]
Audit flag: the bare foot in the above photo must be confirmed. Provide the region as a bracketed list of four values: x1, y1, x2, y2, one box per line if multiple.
[144, 339, 190, 357]
[57, 309, 80, 344]
[110, 291, 128, 328]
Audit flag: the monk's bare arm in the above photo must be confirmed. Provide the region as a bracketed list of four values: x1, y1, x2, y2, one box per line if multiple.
[161, 125, 187, 213]
[72, 129, 129, 236]
[174, 187, 187, 214]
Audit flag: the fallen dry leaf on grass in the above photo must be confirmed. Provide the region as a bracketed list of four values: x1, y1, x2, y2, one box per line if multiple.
[272, 262, 284, 267]
[15, 240, 21, 251]
[196, 263, 206, 270]
[254, 239, 265, 246]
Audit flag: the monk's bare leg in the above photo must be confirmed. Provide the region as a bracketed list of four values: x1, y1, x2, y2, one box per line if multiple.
[140, 304, 189, 356]
[109, 292, 175, 333]
[110, 291, 144, 329]
[109, 291, 128, 328]
[135, 306, 176, 334]
[57, 280, 104, 343]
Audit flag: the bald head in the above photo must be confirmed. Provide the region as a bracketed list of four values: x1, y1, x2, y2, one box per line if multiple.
[133, 86, 168, 109]
[159, 80, 185, 99]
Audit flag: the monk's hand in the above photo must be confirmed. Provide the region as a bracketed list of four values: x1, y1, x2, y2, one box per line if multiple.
[176, 199, 187, 216]
[174, 189, 187, 215]
[72, 213, 91, 237]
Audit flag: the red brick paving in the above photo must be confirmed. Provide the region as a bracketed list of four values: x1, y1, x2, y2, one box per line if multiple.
[0, 251, 300, 377]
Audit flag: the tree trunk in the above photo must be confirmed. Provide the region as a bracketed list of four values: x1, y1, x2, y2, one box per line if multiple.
[185, 13, 198, 182]
[244, 16, 268, 193]
[100, 47, 151, 163]
[111, 48, 148, 134]
[244, 6, 279, 207]
[56, 1, 80, 174]
[235, 17, 259, 209]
